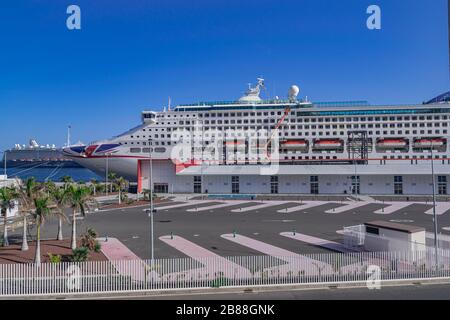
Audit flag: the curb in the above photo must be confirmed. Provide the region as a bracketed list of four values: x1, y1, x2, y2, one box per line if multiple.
[5, 277, 450, 300]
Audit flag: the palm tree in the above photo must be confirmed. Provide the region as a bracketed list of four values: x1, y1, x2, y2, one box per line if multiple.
[60, 176, 74, 190]
[67, 185, 96, 250]
[90, 178, 98, 196]
[115, 177, 129, 204]
[49, 187, 69, 241]
[32, 197, 51, 266]
[107, 172, 117, 193]
[0, 186, 17, 247]
[16, 178, 40, 251]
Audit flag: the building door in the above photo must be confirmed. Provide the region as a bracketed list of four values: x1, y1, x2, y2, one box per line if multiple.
[438, 176, 447, 195]
[154, 183, 168, 193]
[193, 176, 202, 194]
[270, 176, 279, 194]
[351, 176, 361, 194]
[394, 176, 403, 195]
[310, 176, 319, 194]
[232, 176, 240, 194]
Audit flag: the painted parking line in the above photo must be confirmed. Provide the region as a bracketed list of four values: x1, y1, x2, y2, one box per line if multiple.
[280, 232, 359, 253]
[324, 201, 369, 214]
[99, 237, 156, 281]
[220, 234, 333, 275]
[186, 201, 249, 212]
[230, 201, 287, 212]
[374, 202, 413, 214]
[425, 202, 450, 216]
[155, 200, 216, 211]
[159, 235, 251, 279]
[276, 201, 328, 213]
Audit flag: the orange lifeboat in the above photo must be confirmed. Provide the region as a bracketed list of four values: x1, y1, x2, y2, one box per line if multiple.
[376, 138, 408, 149]
[280, 139, 308, 150]
[413, 137, 446, 148]
[313, 139, 343, 150]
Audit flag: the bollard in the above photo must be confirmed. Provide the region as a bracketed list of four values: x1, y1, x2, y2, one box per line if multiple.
[233, 230, 236, 238]
[171, 232, 173, 240]
[293, 228, 296, 236]
[105, 235, 108, 242]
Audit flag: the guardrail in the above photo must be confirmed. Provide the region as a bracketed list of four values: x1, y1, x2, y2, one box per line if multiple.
[1, 249, 450, 297]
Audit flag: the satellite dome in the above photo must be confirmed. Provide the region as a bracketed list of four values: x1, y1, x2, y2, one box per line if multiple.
[288, 85, 300, 100]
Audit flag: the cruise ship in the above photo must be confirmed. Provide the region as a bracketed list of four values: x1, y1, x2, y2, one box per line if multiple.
[4, 139, 81, 168]
[63, 79, 450, 196]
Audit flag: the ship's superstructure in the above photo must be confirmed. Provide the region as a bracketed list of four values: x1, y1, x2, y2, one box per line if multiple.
[63, 79, 450, 196]
[4, 139, 81, 168]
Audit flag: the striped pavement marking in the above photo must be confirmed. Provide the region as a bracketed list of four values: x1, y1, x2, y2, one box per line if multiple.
[159, 235, 251, 279]
[230, 201, 287, 212]
[425, 202, 450, 216]
[154, 200, 216, 211]
[324, 201, 370, 214]
[374, 202, 413, 214]
[220, 234, 333, 275]
[276, 201, 329, 213]
[280, 232, 360, 253]
[99, 237, 156, 281]
[186, 201, 250, 212]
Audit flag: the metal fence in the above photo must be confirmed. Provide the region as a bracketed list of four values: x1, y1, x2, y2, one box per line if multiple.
[2, 249, 450, 297]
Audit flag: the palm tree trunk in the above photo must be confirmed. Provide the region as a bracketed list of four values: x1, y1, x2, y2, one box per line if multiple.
[34, 224, 41, 266]
[57, 216, 63, 241]
[21, 215, 28, 251]
[2, 210, 8, 247]
[71, 209, 77, 250]
[119, 189, 121, 204]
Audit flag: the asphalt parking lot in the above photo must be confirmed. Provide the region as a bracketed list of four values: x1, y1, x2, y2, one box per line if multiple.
[9, 199, 450, 260]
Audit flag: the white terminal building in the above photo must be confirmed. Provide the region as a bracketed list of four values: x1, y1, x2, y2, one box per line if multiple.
[64, 79, 450, 196]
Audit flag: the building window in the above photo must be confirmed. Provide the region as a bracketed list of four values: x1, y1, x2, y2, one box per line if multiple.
[193, 176, 202, 194]
[394, 176, 403, 195]
[438, 176, 447, 195]
[232, 176, 240, 194]
[310, 176, 319, 194]
[154, 183, 168, 193]
[270, 176, 279, 194]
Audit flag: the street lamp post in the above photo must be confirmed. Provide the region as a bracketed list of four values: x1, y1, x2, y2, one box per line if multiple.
[430, 147, 439, 271]
[148, 138, 154, 264]
[105, 153, 110, 196]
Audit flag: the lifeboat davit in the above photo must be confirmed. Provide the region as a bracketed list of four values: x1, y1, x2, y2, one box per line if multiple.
[313, 139, 343, 150]
[280, 140, 309, 150]
[376, 138, 408, 149]
[413, 138, 446, 148]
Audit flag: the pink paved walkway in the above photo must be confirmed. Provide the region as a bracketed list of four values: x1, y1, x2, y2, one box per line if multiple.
[325, 201, 370, 214]
[159, 235, 251, 279]
[186, 201, 248, 212]
[280, 232, 360, 253]
[425, 202, 450, 215]
[221, 234, 332, 275]
[374, 202, 413, 214]
[276, 201, 329, 213]
[99, 237, 157, 281]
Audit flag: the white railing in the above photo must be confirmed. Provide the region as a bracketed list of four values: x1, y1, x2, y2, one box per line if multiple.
[1, 249, 450, 297]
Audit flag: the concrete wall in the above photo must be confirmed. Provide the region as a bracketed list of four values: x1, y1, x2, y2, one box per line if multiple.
[138, 161, 447, 195]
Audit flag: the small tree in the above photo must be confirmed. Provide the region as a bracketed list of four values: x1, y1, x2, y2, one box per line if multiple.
[0, 187, 18, 247]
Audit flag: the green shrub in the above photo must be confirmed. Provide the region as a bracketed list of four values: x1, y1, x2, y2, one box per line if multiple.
[93, 241, 102, 253]
[71, 247, 90, 262]
[80, 228, 98, 251]
[47, 253, 62, 264]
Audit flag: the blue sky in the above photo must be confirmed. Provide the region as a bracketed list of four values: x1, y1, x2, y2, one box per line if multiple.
[0, 0, 448, 151]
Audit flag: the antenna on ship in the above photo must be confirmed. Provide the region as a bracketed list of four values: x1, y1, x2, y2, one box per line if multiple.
[168, 96, 171, 111]
[67, 125, 71, 147]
